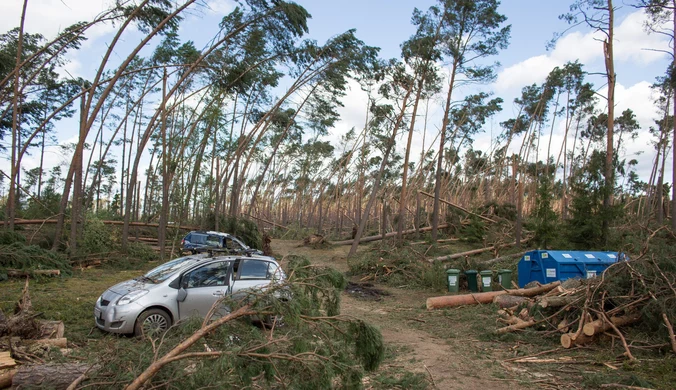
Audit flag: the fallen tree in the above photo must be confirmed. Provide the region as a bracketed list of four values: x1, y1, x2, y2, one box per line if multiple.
[332, 224, 450, 246]
[426, 281, 561, 309]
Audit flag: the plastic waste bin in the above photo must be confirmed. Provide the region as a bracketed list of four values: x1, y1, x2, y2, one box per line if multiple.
[480, 270, 493, 292]
[464, 270, 478, 292]
[446, 269, 460, 293]
[498, 269, 512, 289]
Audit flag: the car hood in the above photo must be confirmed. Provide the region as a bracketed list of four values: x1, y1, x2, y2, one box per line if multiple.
[108, 279, 153, 295]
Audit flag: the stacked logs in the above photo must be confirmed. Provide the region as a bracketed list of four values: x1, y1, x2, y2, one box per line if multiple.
[0, 279, 86, 390]
[427, 257, 676, 357]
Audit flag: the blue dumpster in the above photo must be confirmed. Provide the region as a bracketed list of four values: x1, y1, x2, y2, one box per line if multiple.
[517, 250, 622, 288]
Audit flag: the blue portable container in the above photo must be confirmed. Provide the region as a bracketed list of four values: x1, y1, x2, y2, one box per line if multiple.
[517, 250, 621, 288]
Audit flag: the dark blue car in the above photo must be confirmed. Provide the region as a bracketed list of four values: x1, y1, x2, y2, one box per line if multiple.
[181, 231, 263, 255]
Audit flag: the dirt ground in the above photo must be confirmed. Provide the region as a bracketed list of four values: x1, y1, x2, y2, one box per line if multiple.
[272, 239, 547, 390]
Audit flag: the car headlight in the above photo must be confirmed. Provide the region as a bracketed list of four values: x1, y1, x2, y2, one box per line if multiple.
[116, 290, 148, 306]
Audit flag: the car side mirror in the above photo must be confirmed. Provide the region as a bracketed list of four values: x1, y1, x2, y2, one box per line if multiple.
[177, 287, 187, 302]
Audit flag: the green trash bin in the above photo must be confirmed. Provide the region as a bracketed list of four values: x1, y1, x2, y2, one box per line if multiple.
[446, 269, 460, 293]
[480, 270, 493, 292]
[464, 270, 478, 292]
[498, 269, 512, 289]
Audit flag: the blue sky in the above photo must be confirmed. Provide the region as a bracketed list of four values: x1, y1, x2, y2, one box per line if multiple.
[1, 0, 673, 188]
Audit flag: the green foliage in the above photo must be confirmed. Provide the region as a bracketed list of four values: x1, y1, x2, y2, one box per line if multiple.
[0, 242, 72, 278]
[567, 150, 623, 249]
[526, 175, 560, 248]
[125, 242, 159, 262]
[78, 216, 117, 255]
[459, 215, 486, 244]
[206, 214, 263, 249]
[82, 255, 383, 389]
[0, 230, 26, 245]
[347, 243, 447, 291]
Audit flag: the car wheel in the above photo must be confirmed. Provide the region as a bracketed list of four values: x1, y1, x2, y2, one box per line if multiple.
[134, 308, 171, 337]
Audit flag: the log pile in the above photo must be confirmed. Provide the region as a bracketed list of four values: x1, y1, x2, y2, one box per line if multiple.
[428, 256, 676, 359]
[0, 279, 83, 390]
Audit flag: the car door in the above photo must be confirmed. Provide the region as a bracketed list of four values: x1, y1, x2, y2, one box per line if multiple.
[230, 259, 276, 299]
[178, 260, 232, 320]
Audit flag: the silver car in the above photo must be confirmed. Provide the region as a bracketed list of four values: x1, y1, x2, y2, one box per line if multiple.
[94, 253, 285, 336]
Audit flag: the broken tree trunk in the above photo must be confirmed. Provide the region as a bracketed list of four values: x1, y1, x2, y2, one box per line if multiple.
[426, 281, 561, 310]
[429, 239, 530, 263]
[6, 269, 60, 278]
[418, 190, 497, 223]
[11, 363, 90, 390]
[582, 313, 641, 337]
[332, 224, 450, 246]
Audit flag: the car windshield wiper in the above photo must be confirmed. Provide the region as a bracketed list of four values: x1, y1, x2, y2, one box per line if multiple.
[136, 275, 157, 284]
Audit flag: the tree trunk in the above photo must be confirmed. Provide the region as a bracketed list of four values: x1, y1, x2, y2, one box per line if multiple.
[349, 83, 414, 257]
[602, 1, 615, 246]
[6, 0, 28, 230]
[158, 68, 168, 260]
[11, 363, 91, 390]
[432, 61, 459, 242]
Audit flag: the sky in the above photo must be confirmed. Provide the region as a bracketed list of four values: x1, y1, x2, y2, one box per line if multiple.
[1, 0, 673, 193]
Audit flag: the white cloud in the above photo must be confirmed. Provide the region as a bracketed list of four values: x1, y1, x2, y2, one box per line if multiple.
[0, 0, 116, 41]
[495, 10, 670, 92]
[204, 0, 236, 16]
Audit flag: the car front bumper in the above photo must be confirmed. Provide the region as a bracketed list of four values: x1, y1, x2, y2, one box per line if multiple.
[94, 301, 142, 334]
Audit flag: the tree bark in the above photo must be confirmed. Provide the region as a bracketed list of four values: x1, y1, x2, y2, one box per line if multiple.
[602, 0, 615, 245]
[426, 281, 561, 310]
[11, 363, 91, 390]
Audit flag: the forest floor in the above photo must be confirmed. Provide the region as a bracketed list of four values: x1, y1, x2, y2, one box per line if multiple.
[271, 239, 675, 390]
[1, 239, 672, 389]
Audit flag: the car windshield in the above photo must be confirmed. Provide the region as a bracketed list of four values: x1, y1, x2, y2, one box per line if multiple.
[143, 256, 200, 283]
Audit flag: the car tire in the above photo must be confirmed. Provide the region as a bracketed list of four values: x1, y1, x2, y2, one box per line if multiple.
[134, 308, 171, 337]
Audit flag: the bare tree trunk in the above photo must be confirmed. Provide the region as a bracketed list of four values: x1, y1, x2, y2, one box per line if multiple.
[6, 0, 29, 230]
[69, 88, 87, 257]
[432, 61, 459, 242]
[602, 0, 615, 245]
[158, 69, 168, 260]
[349, 83, 414, 257]
[397, 81, 424, 243]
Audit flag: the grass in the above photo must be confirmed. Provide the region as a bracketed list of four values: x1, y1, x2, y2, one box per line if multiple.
[0, 264, 158, 344]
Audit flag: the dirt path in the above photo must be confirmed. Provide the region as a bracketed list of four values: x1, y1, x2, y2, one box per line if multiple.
[272, 240, 538, 389]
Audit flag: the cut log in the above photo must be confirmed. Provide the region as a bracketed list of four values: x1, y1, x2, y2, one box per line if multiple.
[582, 313, 641, 337]
[493, 295, 530, 309]
[13, 218, 198, 230]
[507, 281, 561, 297]
[6, 269, 60, 278]
[537, 295, 576, 309]
[426, 281, 561, 310]
[560, 332, 594, 348]
[29, 338, 67, 348]
[11, 363, 91, 390]
[0, 369, 17, 389]
[496, 319, 537, 334]
[39, 320, 65, 339]
[0, 352, 16, 370]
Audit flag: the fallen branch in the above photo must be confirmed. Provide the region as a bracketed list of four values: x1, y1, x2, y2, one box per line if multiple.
[429, 238, 531, 263]
[662, 313, 676, 354]
[332, 224, 450, 246]
[124, 304, 255, 390]
[418, 191, 497, 223]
